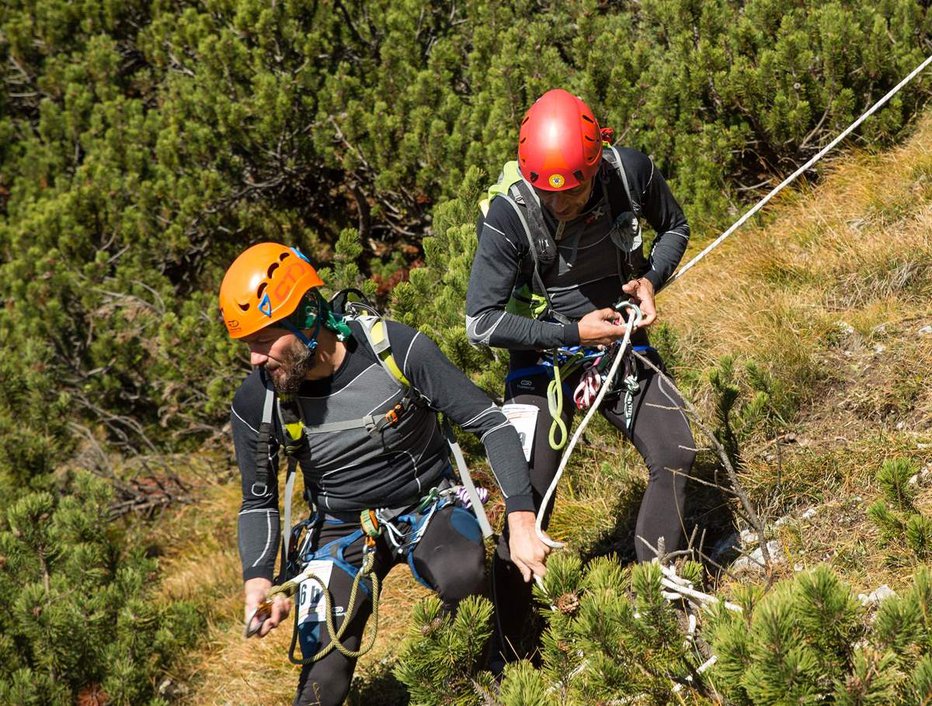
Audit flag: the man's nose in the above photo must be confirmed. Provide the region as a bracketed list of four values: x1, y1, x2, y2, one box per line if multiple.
[541, 192, 561, 210]
[250, 349, 269, 367]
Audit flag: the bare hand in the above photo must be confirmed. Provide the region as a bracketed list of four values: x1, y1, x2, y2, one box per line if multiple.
[577, 308, 628, 346]
[506, 511, 550, 582]
[244, 577, 291, 638]
[621, 278, 657, 327]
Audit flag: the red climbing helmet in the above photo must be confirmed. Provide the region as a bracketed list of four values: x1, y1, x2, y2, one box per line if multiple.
[517, 89, 603, 191]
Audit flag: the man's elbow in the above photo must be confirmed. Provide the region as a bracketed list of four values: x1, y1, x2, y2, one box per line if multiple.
[465, 313, 498, 347]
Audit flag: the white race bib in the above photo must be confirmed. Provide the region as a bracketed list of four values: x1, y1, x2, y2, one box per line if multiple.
[296, 560, 337, 626]
[501, 403, 539, 462]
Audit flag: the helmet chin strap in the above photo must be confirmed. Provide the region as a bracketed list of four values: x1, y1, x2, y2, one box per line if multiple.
[282, 317, 321, 354]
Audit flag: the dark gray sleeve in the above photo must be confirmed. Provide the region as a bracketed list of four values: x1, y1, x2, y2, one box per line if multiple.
[391, 322, 535, 513]
[231, 373, 282, 582]
[622, 148, 691, 292]
[465, 199, 580, 350]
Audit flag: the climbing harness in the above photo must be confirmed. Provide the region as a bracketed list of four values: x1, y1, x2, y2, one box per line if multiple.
[535, 301, 643, 549]
[246, 293, 493, 662]
[246, 517, 381, 663]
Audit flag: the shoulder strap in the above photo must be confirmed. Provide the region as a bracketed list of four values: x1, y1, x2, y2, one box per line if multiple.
[604, 145, 639, 218]
[355, 316, 412, 388]
[498, 194, 571, 325]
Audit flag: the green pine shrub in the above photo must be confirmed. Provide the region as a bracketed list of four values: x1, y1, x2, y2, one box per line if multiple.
[0, 471, 203, 705]
[709, 566, 932, 706]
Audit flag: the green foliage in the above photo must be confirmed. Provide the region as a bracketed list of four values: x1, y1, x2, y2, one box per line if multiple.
[393, 595, 494, 705]
[0, 471, 203, 705]
[710, 566, 932, 706]
[396, 552, 712, 704]
[0, 2, 930, 698]
[707, 354, 790, 467]
[876, 457, 918, 511]
[1, 0, 928, 482]
[867, 458, 931, 561]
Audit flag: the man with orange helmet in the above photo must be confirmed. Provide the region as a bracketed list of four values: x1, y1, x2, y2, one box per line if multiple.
[219, 243, 548, 705]
[466, 89, 696, 663]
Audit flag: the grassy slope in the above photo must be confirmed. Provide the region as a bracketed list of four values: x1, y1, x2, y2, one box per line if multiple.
[156, 110, 931, 704]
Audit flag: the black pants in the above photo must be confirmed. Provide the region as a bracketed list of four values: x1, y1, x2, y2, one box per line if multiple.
[492, 347, 696, 662]
[293, 505, 484, 706]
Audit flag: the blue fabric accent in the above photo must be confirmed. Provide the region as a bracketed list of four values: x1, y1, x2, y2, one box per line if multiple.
[505, 364, 552, 383]
[449, 506, 482, 543]
[299, 529, 371, 597]
[258, 292, 272, 318]
[396, 496, 453, 589]
[281, 318, 320, 354]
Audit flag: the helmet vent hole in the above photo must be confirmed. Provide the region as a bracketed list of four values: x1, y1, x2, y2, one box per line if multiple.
[584, 135, 595, 142]
[573, 170, 584, 181]
[279, 252, 290, 261]
[257, 282, 268, 298]
[238, 303, 249, 312]
[582, 115, 595, 124]
[529, 172, 539, 183]
[267, 262, 279, 278]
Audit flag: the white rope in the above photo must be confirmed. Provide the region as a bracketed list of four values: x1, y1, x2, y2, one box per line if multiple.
[535, 302, 643, 549]
[669, 52, 932, 285]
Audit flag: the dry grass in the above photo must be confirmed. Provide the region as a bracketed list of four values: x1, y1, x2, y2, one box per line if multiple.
[659, 109, 932, 595]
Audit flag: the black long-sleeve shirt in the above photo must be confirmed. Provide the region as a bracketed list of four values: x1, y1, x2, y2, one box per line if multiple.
[466, 147, 689, 350]
[230, 319, 533, 581]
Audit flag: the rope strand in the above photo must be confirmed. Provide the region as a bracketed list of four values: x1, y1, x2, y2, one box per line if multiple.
[669, 52, 932, 285]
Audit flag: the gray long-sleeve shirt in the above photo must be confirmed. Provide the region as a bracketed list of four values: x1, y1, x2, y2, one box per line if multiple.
[231, 319, 533, 581]
[466, 147, 690, 350]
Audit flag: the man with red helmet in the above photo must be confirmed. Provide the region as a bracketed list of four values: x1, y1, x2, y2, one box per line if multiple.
[466, 89, 696, 663]
[220, 243, 549, 705]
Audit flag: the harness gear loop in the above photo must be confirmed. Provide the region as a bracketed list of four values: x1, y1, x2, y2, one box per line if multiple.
[544, 347, 601, 449]
[535, 301, 643, 550]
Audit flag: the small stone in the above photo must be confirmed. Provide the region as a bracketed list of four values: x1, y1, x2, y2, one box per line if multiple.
[732, 541, 784, 575]
[801, 507, 818, 520]
[918, 325, 932, 336]
[858, 585, 896, 606]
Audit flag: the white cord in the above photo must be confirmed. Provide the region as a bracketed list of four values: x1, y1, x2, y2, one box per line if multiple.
[535, 302, 643, 549]
[669, 52, 932, 285]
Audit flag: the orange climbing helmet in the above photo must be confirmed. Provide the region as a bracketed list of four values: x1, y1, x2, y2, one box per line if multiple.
[219, 243, 324, 339]
[517, 89, 603, 191]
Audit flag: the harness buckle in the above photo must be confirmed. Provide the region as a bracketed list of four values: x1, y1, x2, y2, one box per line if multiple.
[360, 509, 382, 544]
[251, 482, 269, 496]
[384, 403, 405, 427]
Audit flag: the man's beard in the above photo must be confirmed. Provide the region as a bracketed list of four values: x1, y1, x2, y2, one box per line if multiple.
[270, 340, 316, 394]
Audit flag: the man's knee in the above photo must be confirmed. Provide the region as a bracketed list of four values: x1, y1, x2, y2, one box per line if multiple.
[414, 506, 486, 604]
[294, 657, 356, 706]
